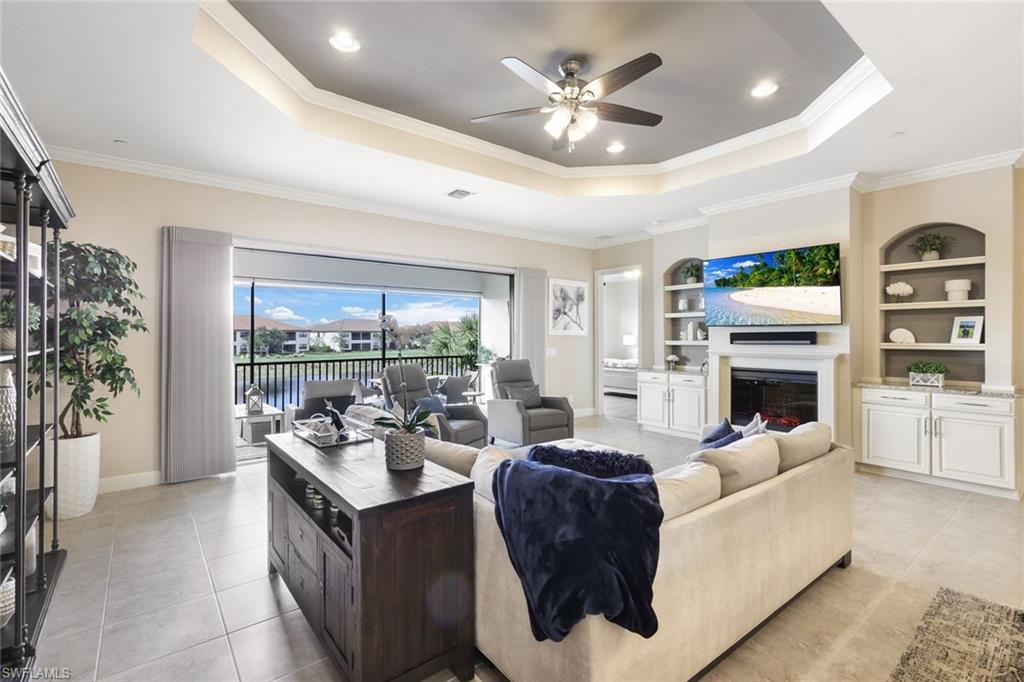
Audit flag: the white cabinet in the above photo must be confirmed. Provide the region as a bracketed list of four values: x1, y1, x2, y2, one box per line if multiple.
[862, 404, 930, 474]
[932, 409, 1014, 489]
[860, 388, 1016, 492]
[637, 371, 706, 437]
[637, 380, 669, 428]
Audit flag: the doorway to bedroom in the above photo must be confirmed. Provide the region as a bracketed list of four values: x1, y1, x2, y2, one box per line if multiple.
[596, 266, 642, 420]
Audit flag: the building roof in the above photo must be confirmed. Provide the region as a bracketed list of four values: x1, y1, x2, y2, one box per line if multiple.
[233, 314, 306, 332]
[311, 318, 381, 333]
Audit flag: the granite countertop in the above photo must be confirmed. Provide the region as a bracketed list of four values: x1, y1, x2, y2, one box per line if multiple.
[854, 380, 1020, 400]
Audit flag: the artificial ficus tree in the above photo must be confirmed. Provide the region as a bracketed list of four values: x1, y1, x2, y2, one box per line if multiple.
[29, 241, 148, 438]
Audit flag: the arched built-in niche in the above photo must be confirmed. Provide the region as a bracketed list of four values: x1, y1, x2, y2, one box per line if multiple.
[662, 257, 707, 367]
[878, 223, 986, 384]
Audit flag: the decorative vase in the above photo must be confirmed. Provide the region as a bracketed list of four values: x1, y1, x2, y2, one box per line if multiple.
[384, 429, 425, 471]
[0, 329, 14, 351]
[685, 276, 697, 284]
[0, 369, 14, 449]
[909, 372, 944, 389]
[666, 360, 676, 372]
[920, 250, 940, 261]
[0, 576, 14, 628]
[944, 279, 972, 302]
[45, 433, 101, 519]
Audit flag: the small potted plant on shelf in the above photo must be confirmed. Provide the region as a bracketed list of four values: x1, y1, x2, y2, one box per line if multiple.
[0, 296, 41, 350]
[909, 233, 952, 262]
[907, 361, 949, 389]
[884, 281, 914, 303]
[665, 354, 680, 371]
[681, 262, 701, 285]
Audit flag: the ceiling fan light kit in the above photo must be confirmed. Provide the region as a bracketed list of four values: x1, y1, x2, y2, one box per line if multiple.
[472, 52, 664, 153]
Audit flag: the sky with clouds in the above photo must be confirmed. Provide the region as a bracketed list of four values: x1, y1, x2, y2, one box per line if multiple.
[703, 250, 781, 283]
[234, 284, 480, 327]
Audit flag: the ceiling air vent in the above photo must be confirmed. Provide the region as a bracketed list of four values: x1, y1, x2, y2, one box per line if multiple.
[446, 189, 476, 200]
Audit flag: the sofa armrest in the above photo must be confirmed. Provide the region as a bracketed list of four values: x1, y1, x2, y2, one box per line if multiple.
[284, 405, 299, 431]
[541, 396, 574, 437]
[486, 399, 530, 445]
[446, 403, 487, 425]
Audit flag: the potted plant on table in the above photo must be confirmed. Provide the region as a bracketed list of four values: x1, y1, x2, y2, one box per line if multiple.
[909, 233, 952, 262]
[681, 262, 701, 285]
[0, 295, 41, 350]
[907, 361, 949, 389]
[29, 242, 147, 519]
[372, 314, 430, 470]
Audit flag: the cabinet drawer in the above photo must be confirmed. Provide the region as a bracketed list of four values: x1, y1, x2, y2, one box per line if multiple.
[669, 373, 705, 387]
[932, 393, 1014, 416]
[287, 503, 318, 570]
[861, 388, 929, 408]
[637, 372, 667, 384]
[287, 543, 321, 625]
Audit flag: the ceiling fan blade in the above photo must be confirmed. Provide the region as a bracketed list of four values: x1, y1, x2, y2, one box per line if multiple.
[584, 52, 662, 100]
[594, 102, 663, 126]
[500, 57, 563, 97]
[471, 106, 549, 123]
[552, 131, 568, 151]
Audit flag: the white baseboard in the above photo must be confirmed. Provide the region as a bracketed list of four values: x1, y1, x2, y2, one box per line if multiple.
[99, 469, 162, 494]
[573, 408, 595, 418]
[855, 462, 1021, 500]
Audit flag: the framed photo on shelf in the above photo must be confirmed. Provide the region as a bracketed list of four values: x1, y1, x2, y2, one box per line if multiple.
[549, 278, 589, 335]
[950, 315, 984, 344]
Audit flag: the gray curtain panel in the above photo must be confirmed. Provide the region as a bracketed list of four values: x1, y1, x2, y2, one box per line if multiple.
[514, 267, 547, 391]
[161, 226, 235, 483]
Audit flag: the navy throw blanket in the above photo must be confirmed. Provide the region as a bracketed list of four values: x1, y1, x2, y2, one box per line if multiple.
[491, 458, 663, 642]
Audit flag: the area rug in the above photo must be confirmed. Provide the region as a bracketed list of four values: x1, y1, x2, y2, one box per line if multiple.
[891, 587, 1024, 681]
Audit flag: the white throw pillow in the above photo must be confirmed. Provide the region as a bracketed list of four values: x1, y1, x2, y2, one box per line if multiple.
[423, 439, 479, 478]
[469, 445, 514, 502]
[687, 434, 780, 496]
[655, 462, 721, 520]
[774, 422, 832, 473]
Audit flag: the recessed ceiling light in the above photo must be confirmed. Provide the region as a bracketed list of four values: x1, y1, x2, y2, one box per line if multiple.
[329, 32, 361, 53]
[750, 81, 779, 98]
[606, 141, 625, 154]
[446, 188, 476, 200]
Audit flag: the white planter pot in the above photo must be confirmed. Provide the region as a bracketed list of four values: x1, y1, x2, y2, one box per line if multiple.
[45, 433, 101, 520]
[685, 276, 697, 284]
[920, 250, 941, 261]
[945, 279, 972, 302]
[909, 372, 944, 389]
[384, 429, 425, 471]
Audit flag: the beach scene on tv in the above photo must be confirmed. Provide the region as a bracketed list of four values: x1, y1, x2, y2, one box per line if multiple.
[704, 243, 842, 326]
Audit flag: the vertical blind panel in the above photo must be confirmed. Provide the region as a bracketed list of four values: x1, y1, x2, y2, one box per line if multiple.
[514, 267, 547, 391]
[161, 226, 235, 483]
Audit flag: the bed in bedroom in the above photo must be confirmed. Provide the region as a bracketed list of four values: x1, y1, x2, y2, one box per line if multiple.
[602, 358, 639, 396]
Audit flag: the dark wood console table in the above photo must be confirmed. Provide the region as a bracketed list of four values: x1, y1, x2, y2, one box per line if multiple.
[265, 433, 474, 682]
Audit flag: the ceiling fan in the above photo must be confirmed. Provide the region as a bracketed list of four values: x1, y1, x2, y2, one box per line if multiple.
[471, 53, 663, 153]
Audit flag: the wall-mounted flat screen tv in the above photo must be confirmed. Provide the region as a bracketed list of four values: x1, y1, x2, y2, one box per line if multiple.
[704, 243, 842, 326]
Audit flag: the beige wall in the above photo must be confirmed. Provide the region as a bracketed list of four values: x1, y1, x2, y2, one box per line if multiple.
[593, 239, 654, 368]
[56, 161, 596, 484]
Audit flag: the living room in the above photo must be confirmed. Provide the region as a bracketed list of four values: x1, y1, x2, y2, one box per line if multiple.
[0, 1, 1022, 681]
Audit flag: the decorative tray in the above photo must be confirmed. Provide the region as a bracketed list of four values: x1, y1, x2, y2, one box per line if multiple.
[293, 415, 374, 449]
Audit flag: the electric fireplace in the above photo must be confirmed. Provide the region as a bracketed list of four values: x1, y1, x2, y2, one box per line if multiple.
[730, 368, 818, 432]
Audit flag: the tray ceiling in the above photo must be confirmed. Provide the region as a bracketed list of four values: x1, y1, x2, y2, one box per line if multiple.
[230, 1, 862, 167]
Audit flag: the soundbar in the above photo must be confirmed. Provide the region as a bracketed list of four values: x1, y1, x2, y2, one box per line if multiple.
[730, 331, 818, 345]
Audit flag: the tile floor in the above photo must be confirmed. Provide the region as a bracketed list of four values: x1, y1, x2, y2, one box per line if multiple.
[34, 414, 1023, 681]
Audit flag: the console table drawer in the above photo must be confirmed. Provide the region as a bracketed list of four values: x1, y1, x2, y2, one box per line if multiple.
[932, 393, 1014, 415]
[669, 373, 705, 387]
[637, 371, 668, 384]
[287, 502, 318, 570]
[861, 389, 929, 408]
[288, 543, 321, 625]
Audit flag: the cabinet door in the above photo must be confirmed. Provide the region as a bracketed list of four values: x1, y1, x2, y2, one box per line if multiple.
[637, 382, 668, 428]
[669, 387, 704, 436]
[321, 541, 355, 670]
[861, 404, 930, 474]
[267, 482, 288, 571]
[932, 410, 1015, 489]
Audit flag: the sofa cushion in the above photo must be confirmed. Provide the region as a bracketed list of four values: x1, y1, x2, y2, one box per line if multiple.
[775, 422, 832, 473]
[505, 384, 542, 408]
[655, 462, 721, 520]
[700, 418, 733, 444]
[687, 434, 780, 496]
[424, 438, 479, 478]
[447, 419, 487, 445]
[470, 445, 514, 501]
[525, 407, 568, 430]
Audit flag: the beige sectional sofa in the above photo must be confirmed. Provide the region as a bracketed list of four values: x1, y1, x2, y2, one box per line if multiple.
[424, 424, 854, 682]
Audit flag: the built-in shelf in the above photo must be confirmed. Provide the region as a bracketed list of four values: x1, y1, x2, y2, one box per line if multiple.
[878, 255, 985, 273]
[0, 486, 52, 561]
[665, 340, 709, 347]
[880, 343, 985, 351]
[879, 299, 986, 311]
[0, 252, 52, 289]
[664, 283, 704, 292]
[664, 312, 705, 318]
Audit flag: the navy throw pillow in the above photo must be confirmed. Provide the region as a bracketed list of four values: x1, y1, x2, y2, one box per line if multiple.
[700, 418, 734, 444]
[528, 444, 653, 478]
[697, 430, 743, 451]
[414, 395, 449, 418]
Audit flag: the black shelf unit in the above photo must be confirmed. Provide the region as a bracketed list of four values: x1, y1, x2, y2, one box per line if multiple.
[0, 66, 72, 677]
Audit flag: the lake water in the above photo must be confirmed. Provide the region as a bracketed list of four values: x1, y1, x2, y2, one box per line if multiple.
[705, 287, 841, 326]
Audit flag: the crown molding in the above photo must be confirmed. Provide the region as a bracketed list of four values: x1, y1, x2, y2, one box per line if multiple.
[592, 232, 655, 248]
[699, 173, 864, 216]
[48, 146, 603, 249]
[644, 216, 709, 235]
[864, 148, 1024, 192]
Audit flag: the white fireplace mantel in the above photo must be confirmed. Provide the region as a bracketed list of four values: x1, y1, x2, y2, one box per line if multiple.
[708, 348, 840, 433]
